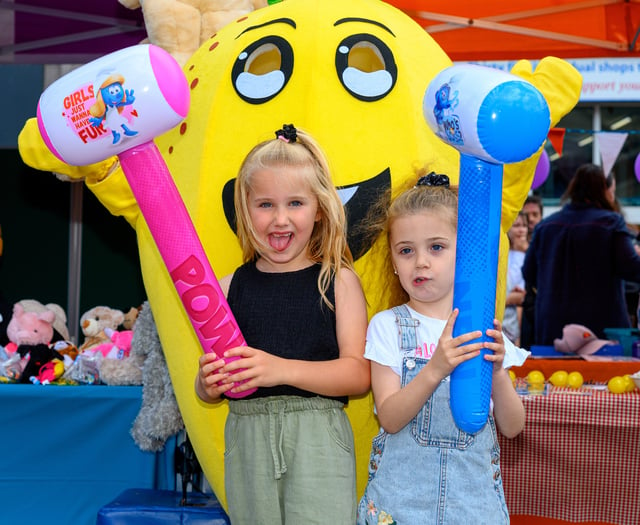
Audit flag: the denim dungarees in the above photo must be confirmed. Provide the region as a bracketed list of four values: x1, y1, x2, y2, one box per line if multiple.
[357, 305, 509, 525]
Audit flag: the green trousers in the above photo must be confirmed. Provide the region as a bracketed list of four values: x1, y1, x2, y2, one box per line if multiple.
[225, 395, 356, 525]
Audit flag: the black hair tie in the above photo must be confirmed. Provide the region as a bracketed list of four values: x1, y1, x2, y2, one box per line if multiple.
[416, 172, 450, 188]
[275, 124, 297, 143]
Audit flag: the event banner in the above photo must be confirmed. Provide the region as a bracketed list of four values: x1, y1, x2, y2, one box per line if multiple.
[469, 58, 640, 103]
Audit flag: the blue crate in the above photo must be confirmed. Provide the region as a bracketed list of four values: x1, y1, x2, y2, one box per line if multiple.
[530, 344, 623, 357]
[96, 488, 230, 525]
[604, 328, 640, 357]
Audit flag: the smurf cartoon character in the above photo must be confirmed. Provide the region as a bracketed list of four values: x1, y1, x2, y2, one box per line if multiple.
[89, 71, 138, 145]
[433, 83, 462, 145]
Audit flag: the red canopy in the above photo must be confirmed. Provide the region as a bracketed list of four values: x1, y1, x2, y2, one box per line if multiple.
[3, 0, 638, 63]
[385, 0, 640, 61]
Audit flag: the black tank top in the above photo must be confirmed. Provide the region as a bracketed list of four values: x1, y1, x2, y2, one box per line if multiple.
[226, 261, 345, 403]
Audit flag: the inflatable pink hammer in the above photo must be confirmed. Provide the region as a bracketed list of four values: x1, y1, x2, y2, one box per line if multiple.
[36, 44, 255, 397]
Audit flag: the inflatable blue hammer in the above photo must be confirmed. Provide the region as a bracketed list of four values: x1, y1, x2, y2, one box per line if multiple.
[423, 64, 550, 433]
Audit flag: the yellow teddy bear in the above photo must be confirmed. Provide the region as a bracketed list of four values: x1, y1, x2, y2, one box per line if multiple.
[118, 0, 268, 66]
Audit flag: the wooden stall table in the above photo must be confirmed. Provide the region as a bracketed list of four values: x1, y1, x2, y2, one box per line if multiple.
[512, 356, 640, 383]
[498, 387, 640, 525]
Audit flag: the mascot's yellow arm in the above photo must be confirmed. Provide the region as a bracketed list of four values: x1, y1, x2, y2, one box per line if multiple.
[495, 57, 582, 321]
[18, 119, 145, 228]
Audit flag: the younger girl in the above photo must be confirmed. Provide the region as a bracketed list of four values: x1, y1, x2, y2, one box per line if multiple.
[195, 124, 370, 525]
[357, 173, 528, 524]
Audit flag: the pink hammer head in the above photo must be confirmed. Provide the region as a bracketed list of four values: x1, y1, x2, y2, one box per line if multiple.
[36, 44, 190, 166]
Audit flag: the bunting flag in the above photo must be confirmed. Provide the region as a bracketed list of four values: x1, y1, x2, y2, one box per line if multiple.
[547, 127, 566, 156]
[596, 132, 628, 176]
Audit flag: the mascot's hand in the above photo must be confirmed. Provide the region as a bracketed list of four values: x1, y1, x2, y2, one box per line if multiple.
[511, 57, 583, 128]
[18, 117, 117, 183]
[501, 57, 582, 229]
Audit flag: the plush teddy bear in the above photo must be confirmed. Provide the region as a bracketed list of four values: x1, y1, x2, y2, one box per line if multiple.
[78, 306, 125, 353]
[121, 305, 142, 331]
[118, 0, 268, 66]
[3, 303, 62, 383]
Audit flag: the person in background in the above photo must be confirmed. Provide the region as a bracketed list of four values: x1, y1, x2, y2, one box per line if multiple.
[520, 195, 543, 349]
[356, 172, 527, 524]
[503, 211, 529, 346]
[522, 194, 543, 243]
[605, 170, 620, 212]
[195, 124, 369, 525]
[522, 163, 640, 345]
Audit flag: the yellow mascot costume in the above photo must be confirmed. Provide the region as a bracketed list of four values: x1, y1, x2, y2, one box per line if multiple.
[18, 0, 582, 509]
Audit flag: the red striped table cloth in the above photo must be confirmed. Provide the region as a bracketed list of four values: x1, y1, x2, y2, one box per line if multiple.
[498, 387, 640, 525]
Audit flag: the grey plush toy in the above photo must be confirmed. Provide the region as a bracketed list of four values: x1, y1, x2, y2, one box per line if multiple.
[101, 300, 184, 451]
[130, 301, 184, 451]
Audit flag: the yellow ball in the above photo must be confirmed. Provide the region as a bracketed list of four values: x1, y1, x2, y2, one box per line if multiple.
[608, 376, 627, 394]
[567, 371, 584, 389]
[549, 370, 569, 387]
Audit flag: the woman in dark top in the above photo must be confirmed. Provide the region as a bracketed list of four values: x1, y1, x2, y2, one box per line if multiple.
[522, 163, 640, 345]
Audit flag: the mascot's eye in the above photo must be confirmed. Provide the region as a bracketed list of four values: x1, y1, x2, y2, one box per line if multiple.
[232, 36, 294, 104]
[335, 34, 397, 102]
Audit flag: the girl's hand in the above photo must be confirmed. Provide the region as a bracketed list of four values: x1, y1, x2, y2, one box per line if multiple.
[221, 346, 286, 393]
[506, 286, 525, 306]
[195, 352, 234, 402]
[483, 318, 507, 373]
[428, 309, 484, 381]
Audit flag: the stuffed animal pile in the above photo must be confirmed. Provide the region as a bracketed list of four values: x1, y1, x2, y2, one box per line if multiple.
[67, 305, 138, 384]
[0, 301, 143, 385]
[0, 301, 72, 384]
[0, 298, 182, 452]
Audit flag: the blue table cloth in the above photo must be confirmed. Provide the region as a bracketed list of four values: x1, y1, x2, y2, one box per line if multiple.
[1, 384, 175, 525]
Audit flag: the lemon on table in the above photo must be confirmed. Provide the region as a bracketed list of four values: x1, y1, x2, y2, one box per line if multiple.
[608, 376, 627, 394]
[567, 371, 584, 389]
[549, 370, 569, 387]
[621, 374, 635, 392]
[526, 370, 545, 394]
[527, 370, 545, 384]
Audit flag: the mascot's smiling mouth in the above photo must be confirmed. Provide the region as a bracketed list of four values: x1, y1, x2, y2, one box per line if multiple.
[221, 168, 391, 261]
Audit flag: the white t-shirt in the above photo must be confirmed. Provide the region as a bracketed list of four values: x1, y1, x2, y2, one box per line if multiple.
[503, 249, 526, 341]
[506, 250, 526, 293]
[365, 304, 530, 377]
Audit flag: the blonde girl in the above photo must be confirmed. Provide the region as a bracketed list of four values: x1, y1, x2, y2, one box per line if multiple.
[196, 124, 369, 525]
